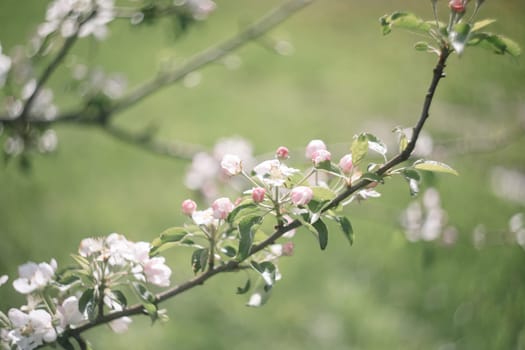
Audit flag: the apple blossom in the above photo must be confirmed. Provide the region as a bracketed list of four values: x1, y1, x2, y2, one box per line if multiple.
[0, 43, 11, 88]
[13, 260, 57, 294]
[251, 187, 266, 203]
[212, 197, 234, 219]
[305, 139, 327, 159]
[253, 159, 299, 187]
[192, 208, 217, 227]
[109, 316, 132, 334]
[56, 296, 85, 331]
[143, 256, 172, 287]
[290, 186, 313, 206]
[220, 154, 242, 176]
[282, 242, 294, 256]
[0, 275, 7, 287]
[275, 146, 289, 159]
[7, 308, 57, 349]
[311, 149, 331, 166]
[339, 154, 353, 173]
[181, 199, 197, 215]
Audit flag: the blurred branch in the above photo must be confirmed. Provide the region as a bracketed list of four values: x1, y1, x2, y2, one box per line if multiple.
[110, 0, 313, 113]
[0, 0, 313, 161]
[56, 47, 452, 343]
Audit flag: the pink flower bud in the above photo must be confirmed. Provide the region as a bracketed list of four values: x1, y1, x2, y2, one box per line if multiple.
[251, 187, 266, 203]
[181, 199, 197, 216]
[338, 154, 353, 173]
[449, 0, 465, 13]
[290, 186, 313, 206]
[305, 139, 327, 159]
[212, 197, 234, 219]
[311, 149, 331, 166]
[220, 154, 242, 176]
[282, 242, 294, 256]
[275, 146, 289, 159]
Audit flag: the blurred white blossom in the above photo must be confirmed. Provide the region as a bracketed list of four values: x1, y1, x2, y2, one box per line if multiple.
[38, 0, 115, 40]
[491, 167, 525, 206]
[401, 188, 456, 243]
[0, 43, 11, 88]
[13, 259, 57, 294]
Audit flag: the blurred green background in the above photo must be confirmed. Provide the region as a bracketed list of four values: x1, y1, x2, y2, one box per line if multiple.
[1, 0, 525, 349]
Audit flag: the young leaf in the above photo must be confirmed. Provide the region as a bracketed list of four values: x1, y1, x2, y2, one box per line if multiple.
[471, 19, 496, 32]
[364, 133, 387, 156]
[132, 282, 156, 304]
[111, 290, 128, 308]
[361, 172, 384, 184]
[191, 248, 209, 273]
[78, 288, 95, 314]
[414, 41, 430, 51]
[351, 133, 368, 166]
[143, 302, 158, 323]
[227, 202, 257, 224]
[337, 216, 354, 245]
[237, 215, 263, 261]
[414, 160, 459, 176]
[159, 227, 188, 243]
[380, 12, 432, 36]
[468, 32, 521, 56]
[236, 279, 251, 295]
[313, 219, 329, 250]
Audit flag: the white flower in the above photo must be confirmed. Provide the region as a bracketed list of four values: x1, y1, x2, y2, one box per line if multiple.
[0, 275, 8, 287]
[0, 43, 11, 88]
[143, 257, 171, 287]
[56, 296, 85, 331]
[78, 237, 105, 257]
[13, 260, 57, 294]
[253, 159, 299, 187]
[7, 308, 56, 349]
[109, 316, 132, 334]
[220, 154, 242, 176]
[192, 208, 217, 227]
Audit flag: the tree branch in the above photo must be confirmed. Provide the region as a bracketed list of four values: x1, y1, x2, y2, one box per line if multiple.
[57, 49, 452, 343]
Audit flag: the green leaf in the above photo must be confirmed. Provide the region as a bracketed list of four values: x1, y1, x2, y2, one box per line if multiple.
[78, 288, 95, 314]
[221, 245, 237, 258]
[337, 216, 354, 245]
[315, 160, 342, 174]
[468, 32, 521, 57]
[414, 41, 430, 51]
[311, 186, 336, 202]
[380, 11, 432, 36]
[313, 219, 329, 250]
[250, 261, 277, 286]
[143, 302, 158, 323]
[414, 160, 459, 176]
[236, 279, 252, 295]
[450, 22, 472, 55]
[227, 202, 257, 224]
[364, 133, 387, 156]
[111, 290, 127, 308]
[191, 248, 209, 274]
[471, 19, 496, 32]
[132, 282, 156, 303]
[159, 227, 188, 243]
[351, 133, 368, 166]
[361, 172, 384, 184]
[402, 168, 421, 182]
[238, 215, 263, 261]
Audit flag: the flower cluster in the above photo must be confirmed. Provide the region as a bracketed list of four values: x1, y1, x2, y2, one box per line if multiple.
[0, 234, 171, 350]
[37, 0, 115, 41]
